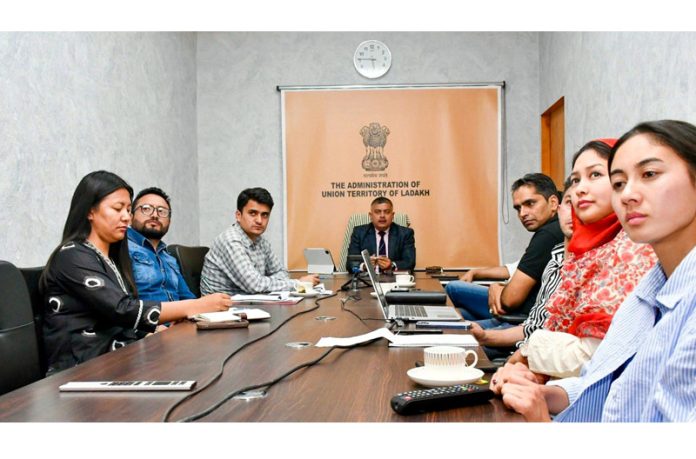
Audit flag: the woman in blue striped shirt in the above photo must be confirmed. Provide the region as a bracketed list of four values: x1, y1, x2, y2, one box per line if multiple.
[491, 120, 696, 422]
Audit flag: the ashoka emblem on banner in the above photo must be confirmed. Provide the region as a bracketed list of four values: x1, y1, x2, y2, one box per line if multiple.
[360, 122, 390, 171]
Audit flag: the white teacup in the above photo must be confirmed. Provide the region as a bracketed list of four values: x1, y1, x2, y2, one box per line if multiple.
[424, 346, 478, 369]
[395, 274, 415, 285]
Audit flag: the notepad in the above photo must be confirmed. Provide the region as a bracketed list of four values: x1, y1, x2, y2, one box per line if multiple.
[191, 308, 271, 322]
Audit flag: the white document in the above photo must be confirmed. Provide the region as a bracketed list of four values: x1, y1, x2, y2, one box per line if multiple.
[233, 292, 292, 301]
[192, 308, 271, 322]
[230, 292, 303, 304]
[387, 333, 478, 347]
[315, 328, 478, 348]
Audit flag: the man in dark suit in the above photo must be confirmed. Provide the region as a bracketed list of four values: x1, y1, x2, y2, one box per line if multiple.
[347, 197, 416, 273]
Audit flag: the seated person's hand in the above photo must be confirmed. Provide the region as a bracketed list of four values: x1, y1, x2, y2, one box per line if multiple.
[299, 274, 320, 286]
[490, 362, 536, 395]
[198, 292, 232, 312]
[369, 255, 393, 271]
[470, 321, 487, 344]
[459, 270, 477, 282]
[375, 256, 392, 271]
[487, 283, 505, 315]
[500, 374, 552, 422]
[506, 349, 528, 366]
[506, 349, 549, 384]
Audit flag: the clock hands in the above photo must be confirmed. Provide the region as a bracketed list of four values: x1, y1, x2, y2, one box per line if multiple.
[357, 57, 377, 69]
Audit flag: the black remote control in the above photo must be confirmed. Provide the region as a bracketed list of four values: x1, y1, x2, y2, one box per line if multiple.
[390, 384, 494, 415]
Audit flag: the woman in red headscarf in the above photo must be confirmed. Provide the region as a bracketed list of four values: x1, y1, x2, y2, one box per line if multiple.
[513, 139, 657, 378]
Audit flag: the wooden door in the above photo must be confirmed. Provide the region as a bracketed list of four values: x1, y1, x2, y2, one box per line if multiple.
[541, 97, 565, 190]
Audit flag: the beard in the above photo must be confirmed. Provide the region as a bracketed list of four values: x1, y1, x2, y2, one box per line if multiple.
[134, 220, 169, 240]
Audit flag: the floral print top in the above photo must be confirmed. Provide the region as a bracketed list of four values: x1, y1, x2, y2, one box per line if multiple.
[543, 230, 657, 339]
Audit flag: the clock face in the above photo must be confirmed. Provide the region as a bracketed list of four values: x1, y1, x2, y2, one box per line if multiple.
[354, 40, 391, 79]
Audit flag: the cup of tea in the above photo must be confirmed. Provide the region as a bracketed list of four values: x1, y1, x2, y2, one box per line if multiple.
[424, 346, 478, 369]
[395, 274, 415, 285]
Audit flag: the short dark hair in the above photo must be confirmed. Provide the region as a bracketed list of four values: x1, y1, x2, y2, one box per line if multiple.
[571, 140, 614, 169]
[563, 175, 574, 195]
[511, 173, 558, 200]
[237, 187, 274, 212]
[370, 196, 393, 207]
[133, 187, 171, 209]
[609, 120, 696, 181]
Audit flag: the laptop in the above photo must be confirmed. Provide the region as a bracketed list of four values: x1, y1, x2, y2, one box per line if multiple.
[360, 249, 462, 321]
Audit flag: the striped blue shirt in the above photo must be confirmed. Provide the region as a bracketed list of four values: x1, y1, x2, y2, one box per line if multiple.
[550, 245, 696, 422]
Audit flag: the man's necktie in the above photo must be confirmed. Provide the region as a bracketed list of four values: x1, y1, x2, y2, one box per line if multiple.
[378, 231, 387, 257]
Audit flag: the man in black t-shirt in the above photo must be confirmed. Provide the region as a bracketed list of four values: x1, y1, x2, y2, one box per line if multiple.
[446, 173, 564, 329]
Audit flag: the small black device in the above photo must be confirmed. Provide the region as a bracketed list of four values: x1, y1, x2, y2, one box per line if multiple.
[416, 320, 472, 330]
[395, 328, 443, 335]
[390, 384, 494, 415]
[476, 362, 503, 373]
[430, 274, 460, 281]
[196, 320, 249, 330]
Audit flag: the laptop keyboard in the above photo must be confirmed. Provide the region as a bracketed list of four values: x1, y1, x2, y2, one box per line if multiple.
[394, 304, 428, 318]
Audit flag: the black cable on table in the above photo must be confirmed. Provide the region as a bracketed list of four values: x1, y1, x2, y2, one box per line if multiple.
[161, 293, 336, 422]
[177, 337, 383, 422]
[340, 294, 390, 325]
[177, 346, 339, 422]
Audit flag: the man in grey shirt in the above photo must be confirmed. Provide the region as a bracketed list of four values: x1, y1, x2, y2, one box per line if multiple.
[200, 187, 319, 295]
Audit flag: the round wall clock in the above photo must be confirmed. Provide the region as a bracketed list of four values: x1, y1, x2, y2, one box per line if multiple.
[353, 40, 392, 79]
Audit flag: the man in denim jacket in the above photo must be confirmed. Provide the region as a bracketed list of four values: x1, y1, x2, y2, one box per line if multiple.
[127, 187, 195, 301]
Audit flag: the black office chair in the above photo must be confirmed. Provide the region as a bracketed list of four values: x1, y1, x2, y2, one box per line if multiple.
[494, 313, 527, 325]
[166, 245, 209, 298]
[0, 260, 44, 395]
[20, 266, 49, 377]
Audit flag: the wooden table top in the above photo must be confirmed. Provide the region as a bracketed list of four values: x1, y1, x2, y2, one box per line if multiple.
[0, 274, 522, 422]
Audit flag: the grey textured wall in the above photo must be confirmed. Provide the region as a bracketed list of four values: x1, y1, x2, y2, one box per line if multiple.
[0, 32, 198, 267]
[540, 32, 696, 164]
[197, 32, 541, 265]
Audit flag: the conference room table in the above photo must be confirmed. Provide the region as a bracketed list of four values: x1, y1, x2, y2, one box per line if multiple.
[0, 273, 522, 422]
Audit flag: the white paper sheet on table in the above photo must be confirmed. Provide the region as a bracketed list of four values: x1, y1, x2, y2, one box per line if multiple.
[191, 308, 271, 322]
[315, 328, 478, 348]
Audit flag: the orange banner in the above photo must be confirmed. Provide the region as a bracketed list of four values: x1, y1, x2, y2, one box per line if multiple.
[283, 86, 500, 270]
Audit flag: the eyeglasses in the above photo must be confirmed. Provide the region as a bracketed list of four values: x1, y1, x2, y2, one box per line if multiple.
[135, 204, 171, 218]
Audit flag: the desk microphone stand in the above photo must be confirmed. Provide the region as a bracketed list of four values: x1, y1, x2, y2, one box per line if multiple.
[340, 269, 371, 295]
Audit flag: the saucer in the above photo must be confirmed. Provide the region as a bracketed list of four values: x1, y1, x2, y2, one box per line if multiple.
[395, 282, 416, 288]
[370, 292, 378, 298]
[406, 366, 484, 387]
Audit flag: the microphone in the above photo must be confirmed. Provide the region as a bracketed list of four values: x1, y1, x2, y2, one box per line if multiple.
[349, 266, 361, 299]
[340, 265, 363, 292]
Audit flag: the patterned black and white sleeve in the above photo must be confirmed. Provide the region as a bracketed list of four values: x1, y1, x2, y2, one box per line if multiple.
[53, 243, 161, 333]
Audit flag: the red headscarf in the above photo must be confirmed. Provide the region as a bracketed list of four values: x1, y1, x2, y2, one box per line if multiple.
[567, 138, 622, 256]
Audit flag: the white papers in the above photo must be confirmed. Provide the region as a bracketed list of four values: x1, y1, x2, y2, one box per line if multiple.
[231, 293, 303, 304]
[388, 333, 478, 347]
[316, 328, 389, 347]
[191, 310, 241, 322]
[315, 328, 478, 348]
[233, 292, 292, 301]
[192, 308, 271, 322]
